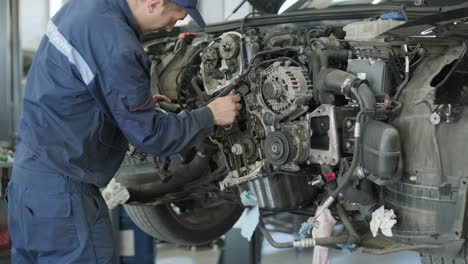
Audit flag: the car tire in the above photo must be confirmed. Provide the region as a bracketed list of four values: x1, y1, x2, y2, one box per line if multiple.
[124, 202, 244, 245]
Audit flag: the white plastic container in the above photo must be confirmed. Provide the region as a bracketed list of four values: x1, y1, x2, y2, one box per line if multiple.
[344, 20, 405, 41]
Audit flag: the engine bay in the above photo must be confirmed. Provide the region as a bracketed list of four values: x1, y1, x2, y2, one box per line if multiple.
[197, 24, 407, 215]
[135, 14, 468, 255]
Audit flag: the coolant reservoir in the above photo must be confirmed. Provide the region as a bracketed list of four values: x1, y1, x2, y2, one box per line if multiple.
[344, 20, 405, 41]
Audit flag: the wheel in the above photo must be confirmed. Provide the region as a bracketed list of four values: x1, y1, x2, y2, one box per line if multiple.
[124, 199, 244, 245]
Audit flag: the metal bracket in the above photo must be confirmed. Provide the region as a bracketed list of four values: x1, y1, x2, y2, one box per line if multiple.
[307, 104, 340, 166]
[220, 161, 264, 190]
[127, 145, 147, 161]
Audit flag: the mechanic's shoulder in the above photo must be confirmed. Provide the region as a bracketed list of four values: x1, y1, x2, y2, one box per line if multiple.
[86, 14, 139, 50]
[80, 14, 143, 70]
[64, 1, 139, 50]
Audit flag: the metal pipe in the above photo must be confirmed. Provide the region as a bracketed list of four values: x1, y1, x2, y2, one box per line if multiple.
[260, 212, 361, 249]
[315, 235, 360, 247]
[258, 220, 294, 249]
[394, 44, 410, 100]
[259, 219, 360, 249]
[292, 235, 360, 248]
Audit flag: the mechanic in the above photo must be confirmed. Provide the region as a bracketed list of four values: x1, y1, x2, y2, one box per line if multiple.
[6, 0, 241, 263]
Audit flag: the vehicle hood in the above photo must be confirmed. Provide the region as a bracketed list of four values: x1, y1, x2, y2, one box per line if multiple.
[286, 0, 468, 12]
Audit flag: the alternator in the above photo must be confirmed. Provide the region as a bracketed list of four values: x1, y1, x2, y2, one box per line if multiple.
[262, 66, 313, 114]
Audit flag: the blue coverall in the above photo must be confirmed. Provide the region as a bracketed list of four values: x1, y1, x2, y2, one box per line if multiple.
[6, 0, 214, 262]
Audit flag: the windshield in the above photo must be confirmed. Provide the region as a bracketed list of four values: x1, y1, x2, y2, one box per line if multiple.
[282, 0, 467, 12]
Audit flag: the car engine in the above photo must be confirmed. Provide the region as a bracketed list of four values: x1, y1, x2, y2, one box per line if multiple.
[131, 12, 468, 256]
[186, 25, 405, 214]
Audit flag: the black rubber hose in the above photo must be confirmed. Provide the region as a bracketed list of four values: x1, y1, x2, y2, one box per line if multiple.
[394, 71, 410, 100]
[317, 69, 376, 110]
[316, 68, 348, 94]
[303, 49, 321, 82]
[242, 47, 302, 79]
[394, 44, 410, 100]
[303, 49, 351, 81]
[329, 107, 379, 204]
[329, 122, 361, 201]
[311, 69, 378, 225]
[191, 77, 205, 97]
[258, 220, 294, 249]
[390, 100, 403, 118]
[354, 83, 376, 110]
[335, 203, 360, 243]
[317, 49, 352, 70]
[250, 47, 300, 64]
[312, 69, 376, 213]
[340, 179, 375, 206]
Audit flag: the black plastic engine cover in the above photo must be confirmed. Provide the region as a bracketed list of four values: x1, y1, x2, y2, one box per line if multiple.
[361, 120, 401, 184]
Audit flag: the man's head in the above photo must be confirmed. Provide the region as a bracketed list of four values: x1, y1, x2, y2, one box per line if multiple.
[127, 0, 206, 33]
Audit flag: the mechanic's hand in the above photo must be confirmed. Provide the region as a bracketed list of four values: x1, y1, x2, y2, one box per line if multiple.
[153, 95, 172, 103]
[207, 91, 242, 126]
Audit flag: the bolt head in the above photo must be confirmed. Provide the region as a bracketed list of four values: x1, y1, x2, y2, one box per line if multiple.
[271, 144, 279, 153]
[345, 141, 353, 150]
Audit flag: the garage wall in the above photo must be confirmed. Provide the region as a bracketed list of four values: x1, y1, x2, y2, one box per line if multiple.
[19, 0, 251, 49]
[0, 1, 13, 147]
[0, 0, 22, 147]
[223, 0, 253, 21]
[19, 0, 253, 49]
[20, 0, 49, 51]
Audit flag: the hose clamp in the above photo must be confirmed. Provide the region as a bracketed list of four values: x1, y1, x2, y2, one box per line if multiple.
[347, 78, 370, 97]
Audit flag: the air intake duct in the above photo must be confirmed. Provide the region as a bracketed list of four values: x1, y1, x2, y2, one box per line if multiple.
[361, 120, 401, 185]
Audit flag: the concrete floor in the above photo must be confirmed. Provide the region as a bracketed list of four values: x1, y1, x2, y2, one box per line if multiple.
[0, 239, 423, 264]
[157, 247, 422, 264]
[0, 234, 423, 264]
[156, 232, 423, 264]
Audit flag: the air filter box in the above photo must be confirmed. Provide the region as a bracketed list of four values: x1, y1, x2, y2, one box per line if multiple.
[362, 120, 401, 185]
[347, 59, 391, 96]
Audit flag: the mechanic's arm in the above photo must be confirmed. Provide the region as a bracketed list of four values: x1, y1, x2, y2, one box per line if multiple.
[101, 50, 241, 156]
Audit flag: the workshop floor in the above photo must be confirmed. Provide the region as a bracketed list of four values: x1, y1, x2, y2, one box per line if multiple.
[0, 233, 423, 264]
[0, 227, 422, 264]
[0, 237, 423, 264]
[156, 232, 423, 264]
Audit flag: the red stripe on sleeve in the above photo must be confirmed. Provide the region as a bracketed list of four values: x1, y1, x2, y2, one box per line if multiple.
[129, 96, 152, 112]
